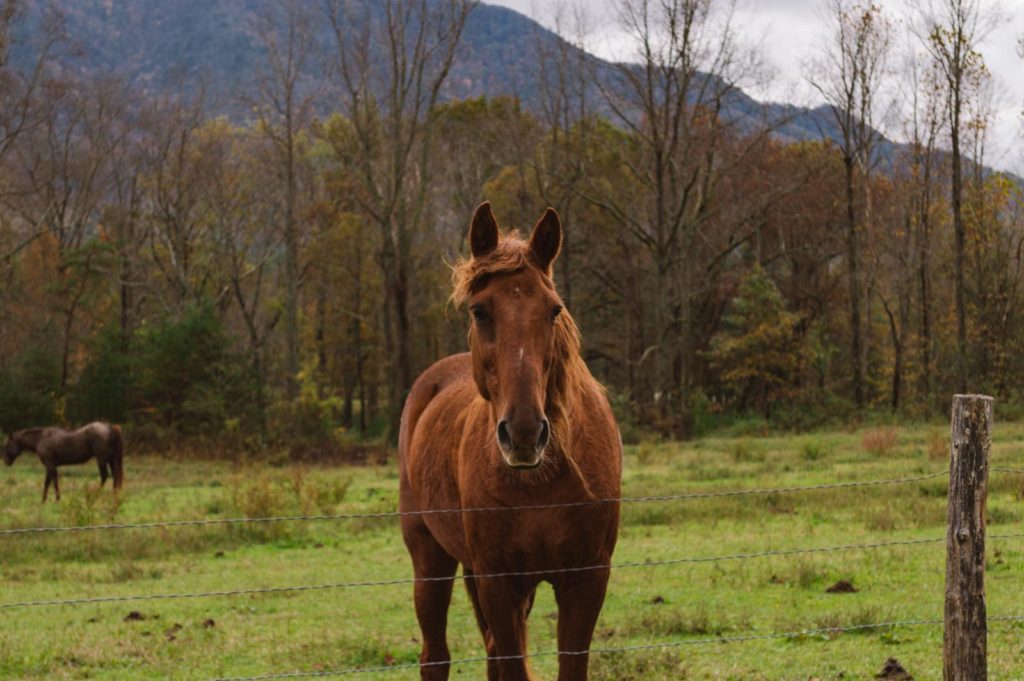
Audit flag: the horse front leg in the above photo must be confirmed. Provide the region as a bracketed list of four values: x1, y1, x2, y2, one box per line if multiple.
[42, 469, 53, 502]
[403, 520, 458, 681]
[475, 576, 537, 681]
[553, 568, 611, 681]
[464, 569, 499, 681]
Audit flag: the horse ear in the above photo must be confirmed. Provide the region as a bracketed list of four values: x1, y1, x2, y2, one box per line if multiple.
[469, 202, 499, 259]
[529, 207, 562, 274]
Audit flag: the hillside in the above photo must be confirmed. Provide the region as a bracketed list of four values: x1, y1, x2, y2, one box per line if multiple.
[13, 1, 1017, 183]
[14, 1, 843, 143]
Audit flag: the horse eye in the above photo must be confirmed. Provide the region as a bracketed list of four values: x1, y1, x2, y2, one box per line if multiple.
[551, 305, 563, 321]
[471, 306, 490, 324]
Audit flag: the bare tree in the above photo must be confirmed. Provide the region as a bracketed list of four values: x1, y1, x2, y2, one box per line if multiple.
[809, 0, 891, 409]
[900, 45, 946, 407]
[250, 0, 318, 399]
[203, 121, 282, 426]
[585, 0, 776, 433]
[3, 75, 127, 391]
[140, 89, 214, 312]
[325, 0, 476, 440]
[531, 3, 594, 309]
[0, 1, 62, 176]
[916, 0, 997, 392]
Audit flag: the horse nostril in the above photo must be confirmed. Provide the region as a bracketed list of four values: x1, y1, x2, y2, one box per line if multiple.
[537, 418, 550, 451]
[497, 420, 512, 450]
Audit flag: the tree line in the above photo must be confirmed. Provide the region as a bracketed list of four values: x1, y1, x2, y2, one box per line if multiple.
[1, 0, 1021, 455]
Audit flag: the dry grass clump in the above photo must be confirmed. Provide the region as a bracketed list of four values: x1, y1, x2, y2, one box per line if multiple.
[926, 431, 948, 462]
[861, 427, 899, 455]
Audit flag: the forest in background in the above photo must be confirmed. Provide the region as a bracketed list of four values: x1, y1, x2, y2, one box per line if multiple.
[1, 0, 1022, 457]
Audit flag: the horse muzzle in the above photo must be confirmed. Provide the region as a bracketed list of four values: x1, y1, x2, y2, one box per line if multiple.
[496, 416, 550, 469]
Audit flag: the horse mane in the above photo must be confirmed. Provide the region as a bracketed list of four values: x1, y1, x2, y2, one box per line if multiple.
[451, 232, 599, 494]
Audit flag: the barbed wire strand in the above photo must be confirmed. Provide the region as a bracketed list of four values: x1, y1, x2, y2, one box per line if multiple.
[211, 615, 1024, 680]
[0, 471, 947, 537]
[6, 532, 1023, 611]
[993, 467, 1024, 476]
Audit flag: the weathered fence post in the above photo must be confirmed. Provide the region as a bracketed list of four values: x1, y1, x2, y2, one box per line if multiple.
[944, 394, 993, 681]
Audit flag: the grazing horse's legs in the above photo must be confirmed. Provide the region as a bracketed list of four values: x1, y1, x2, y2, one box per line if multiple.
[42, 469, 53, 502]
[96, 457, 109, 486]
[553, 569, 611, 681]
[476, 576, 537, 681]
[403, 521, 458, 681]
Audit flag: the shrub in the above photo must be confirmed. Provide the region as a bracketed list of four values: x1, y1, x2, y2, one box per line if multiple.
[131, 301, 259, 436]
[67, 324, 131, 424]
[0, 343, 61, 432]
[729, 439, 763, 463]
[228, 470, 291, 540]
[288, 466, 351, 514]
[266, 361, 345, 460]
[801, 439, 828, 461]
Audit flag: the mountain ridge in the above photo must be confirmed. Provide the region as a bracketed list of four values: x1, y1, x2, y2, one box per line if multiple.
[11, 0, 1011, 180]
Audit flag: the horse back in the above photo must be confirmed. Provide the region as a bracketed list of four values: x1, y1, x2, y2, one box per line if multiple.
[40, 422, 113, 464]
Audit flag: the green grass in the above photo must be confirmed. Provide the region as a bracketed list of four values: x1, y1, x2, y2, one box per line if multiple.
[2, 423, 1024, 680]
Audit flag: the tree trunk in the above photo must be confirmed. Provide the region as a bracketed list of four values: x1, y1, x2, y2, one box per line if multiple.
[951, 70, 967, 394]
[284, 139, 300, 398]
[882, 298, 901, 411]
[845, 154, 864, 408]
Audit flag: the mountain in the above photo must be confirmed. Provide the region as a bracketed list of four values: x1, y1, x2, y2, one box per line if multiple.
[14, 1, 578, 105]
[6, 0, 983, 176]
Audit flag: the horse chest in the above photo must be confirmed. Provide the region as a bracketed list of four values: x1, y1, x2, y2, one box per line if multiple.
[463, 503, 609, 573]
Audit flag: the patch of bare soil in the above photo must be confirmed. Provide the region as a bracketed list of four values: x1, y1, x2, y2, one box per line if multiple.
[124, 610, 154, 622]
[876, 658, 912, 680]
[825, 579, 858, 593]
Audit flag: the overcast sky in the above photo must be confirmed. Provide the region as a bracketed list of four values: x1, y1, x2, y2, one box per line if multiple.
[487, 0, 1024, 174]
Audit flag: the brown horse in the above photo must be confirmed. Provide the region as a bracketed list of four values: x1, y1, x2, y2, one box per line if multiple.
[399, 203, 621, 681]
[4, 422, 124, 502]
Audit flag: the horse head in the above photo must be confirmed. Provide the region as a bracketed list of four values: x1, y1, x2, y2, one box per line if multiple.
[4, 432, 20, 465]
[460, 202, 567, 470]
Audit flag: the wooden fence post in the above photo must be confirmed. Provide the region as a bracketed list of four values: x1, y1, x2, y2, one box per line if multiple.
[944, 394, 993, 681]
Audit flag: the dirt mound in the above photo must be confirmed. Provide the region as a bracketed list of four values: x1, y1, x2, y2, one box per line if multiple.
[876, 657, 912, 680]
[825, 579, 858, 593]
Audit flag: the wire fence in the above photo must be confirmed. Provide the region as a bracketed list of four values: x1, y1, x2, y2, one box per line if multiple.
[12, 532, 1024, 611]
[0, 470, 947, 536]
[3, 464, 1022, 679]
[210, 615, 1024, 680]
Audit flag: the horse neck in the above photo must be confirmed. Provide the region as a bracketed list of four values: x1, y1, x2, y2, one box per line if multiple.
[15, 430, 44, 452]
[545, 355, 600, 497]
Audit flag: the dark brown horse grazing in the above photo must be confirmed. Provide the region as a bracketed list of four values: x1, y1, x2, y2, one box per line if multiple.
[399, 203, 621, 681]
[4, 422, 124, 502]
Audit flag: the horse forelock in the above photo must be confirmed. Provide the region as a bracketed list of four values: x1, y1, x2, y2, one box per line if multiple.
[451, 232, 598, 495]
[450, 231, 536, 306]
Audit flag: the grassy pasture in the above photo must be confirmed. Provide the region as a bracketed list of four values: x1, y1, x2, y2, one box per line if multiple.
[1, 423, 1023, 680]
